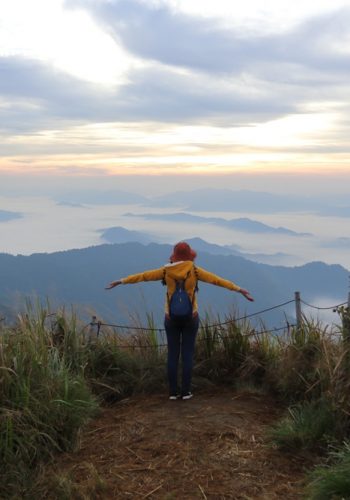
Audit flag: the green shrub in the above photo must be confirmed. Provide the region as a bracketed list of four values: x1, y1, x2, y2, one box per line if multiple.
[307, 441, 350, 499]
[85, 334, 167, 401]
[238, 330, 280, 386]
[268, 399, 338, 451]
[194, 314, 252, 384]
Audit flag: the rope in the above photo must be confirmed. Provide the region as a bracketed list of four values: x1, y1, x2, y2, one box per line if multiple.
[91, 299, 296, 332]
[300, 300, 348, 311]
[244, 323, 296, 337]
[206, 299, 295, 328]
[92, 322, 296, 349]
[95, 321, 165, 332]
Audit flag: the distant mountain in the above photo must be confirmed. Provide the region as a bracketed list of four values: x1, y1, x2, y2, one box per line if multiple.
[99, 226, 154, 244]
[54, 189, 148, 206]
[184, 237, 242, 256]
[0, 210, 22, 222]
[56, 201, 87, 208]
[125, 212, 312, 236]
[145, 189, 349, 217]
[225, 218, 311, 236]
[0, 243, 348, 328]
[146, 189, 315, 213]
[322, 237, 350, 249]
[184, 238, 293, 265]
[98, 230, 293, 265]
[50, 187, 349, 216]
[318, 206, 350, 218]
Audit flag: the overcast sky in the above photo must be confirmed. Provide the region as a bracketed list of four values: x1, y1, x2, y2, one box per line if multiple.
[0, 0, 350, 187]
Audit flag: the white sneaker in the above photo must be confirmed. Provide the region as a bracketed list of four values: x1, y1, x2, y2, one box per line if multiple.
[182, 392, 193, 400]
[169, 394, 178, 401]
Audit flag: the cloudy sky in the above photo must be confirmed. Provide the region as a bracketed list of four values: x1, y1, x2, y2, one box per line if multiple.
[1, 0, 350, 183]
[1, 0, 350, 283]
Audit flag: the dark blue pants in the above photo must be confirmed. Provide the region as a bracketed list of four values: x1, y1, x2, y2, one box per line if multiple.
[164, 315, 199, 395]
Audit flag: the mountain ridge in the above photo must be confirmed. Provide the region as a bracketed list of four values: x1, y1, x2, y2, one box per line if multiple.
[124, 212, 311, 236]
[0, 242, 348, 326]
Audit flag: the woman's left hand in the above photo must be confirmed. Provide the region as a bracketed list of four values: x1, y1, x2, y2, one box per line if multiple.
[239, 289, 254, 302]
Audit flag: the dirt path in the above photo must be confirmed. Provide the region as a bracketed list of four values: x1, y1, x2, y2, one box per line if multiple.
[55, 389, 310, 499]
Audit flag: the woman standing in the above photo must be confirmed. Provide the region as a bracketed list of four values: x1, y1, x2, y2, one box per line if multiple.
[106, 242, 254, 400]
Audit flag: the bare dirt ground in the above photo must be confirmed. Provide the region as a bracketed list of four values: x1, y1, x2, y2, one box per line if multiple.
[54, 389, 312, 499]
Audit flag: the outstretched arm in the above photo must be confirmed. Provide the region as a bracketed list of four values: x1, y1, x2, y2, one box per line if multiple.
[105, 268, 164, 290]
[196, 267, 254, 301]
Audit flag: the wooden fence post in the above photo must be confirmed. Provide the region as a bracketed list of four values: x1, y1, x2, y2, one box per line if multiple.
[295, 291, 302, 331]
[344, 285, 350, 343]
[87, 315, 98, 343]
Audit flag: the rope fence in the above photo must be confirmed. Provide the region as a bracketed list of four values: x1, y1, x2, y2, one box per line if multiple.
[90, 297, 346, 335]
[1, 293, 348, 348]
[89, 322, 298, 350]
[88, 298, 297, 334]
[82, 293, 349, 348]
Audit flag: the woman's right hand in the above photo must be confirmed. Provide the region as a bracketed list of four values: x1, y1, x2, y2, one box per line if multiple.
[105, 280, 122, 290]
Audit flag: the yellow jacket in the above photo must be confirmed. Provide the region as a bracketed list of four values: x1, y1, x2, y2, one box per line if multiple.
[121, 261, 241, 315]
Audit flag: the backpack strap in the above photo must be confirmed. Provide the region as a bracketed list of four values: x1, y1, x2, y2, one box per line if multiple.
[193, 265, 199, 293]
[192, 265, 199, 305]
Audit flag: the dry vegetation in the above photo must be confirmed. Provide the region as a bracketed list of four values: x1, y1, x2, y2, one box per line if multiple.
[1, 306, 350, 498]
[45, 390, 311, 499]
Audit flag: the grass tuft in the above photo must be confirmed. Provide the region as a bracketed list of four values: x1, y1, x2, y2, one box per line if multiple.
[306, 441, 350, 499]
[268, 399, 337, 451]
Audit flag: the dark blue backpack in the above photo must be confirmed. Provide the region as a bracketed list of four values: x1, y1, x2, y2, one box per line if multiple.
[169, 280, 193, 321]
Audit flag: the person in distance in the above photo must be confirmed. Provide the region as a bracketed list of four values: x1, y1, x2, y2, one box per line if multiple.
[106, 241, 254, 401]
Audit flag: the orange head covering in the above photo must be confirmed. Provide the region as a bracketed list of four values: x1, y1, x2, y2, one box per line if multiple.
[170, 241, 197, 262]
